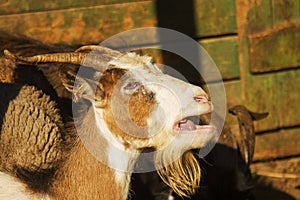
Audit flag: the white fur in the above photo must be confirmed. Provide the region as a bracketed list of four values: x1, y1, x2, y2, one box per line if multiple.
[0, 172, 49, 200]
[94, 108, 138, 200]
[109, 52, 161, 73]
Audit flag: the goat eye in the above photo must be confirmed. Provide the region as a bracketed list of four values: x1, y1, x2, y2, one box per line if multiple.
[123, 81, 141, 91]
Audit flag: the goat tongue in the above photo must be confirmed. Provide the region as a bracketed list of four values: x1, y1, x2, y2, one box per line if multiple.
[179, 119, 197, 131]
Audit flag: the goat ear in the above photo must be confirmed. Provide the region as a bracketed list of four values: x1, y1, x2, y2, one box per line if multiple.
[61, 70, 106, 107]
[249, 111, 269, 121]
[229, 105, 269, 121]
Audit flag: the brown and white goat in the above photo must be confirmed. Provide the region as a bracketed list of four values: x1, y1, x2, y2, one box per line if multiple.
[1, 46, 215, 199]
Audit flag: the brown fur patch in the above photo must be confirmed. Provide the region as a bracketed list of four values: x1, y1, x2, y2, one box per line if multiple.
[128, 87, 156, 127]
[98, 68, 157, 148]
[50, 109, 122, 200]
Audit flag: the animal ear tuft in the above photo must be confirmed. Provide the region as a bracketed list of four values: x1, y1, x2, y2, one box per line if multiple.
[61, 70, 106, 107]
[228, 105, 269, 121]
[249, 111, 269, 121]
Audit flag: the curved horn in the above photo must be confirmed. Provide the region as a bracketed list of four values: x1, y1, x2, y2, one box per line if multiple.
[4, 45, 123, 71]
[4, 50, 89, 65]
[75, 45, 122, 57]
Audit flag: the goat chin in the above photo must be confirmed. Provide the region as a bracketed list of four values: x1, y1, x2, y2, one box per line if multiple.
[155, 150, 201, 197]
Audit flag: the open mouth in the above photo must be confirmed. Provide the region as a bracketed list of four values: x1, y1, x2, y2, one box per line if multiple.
[174, 115, 213, 132]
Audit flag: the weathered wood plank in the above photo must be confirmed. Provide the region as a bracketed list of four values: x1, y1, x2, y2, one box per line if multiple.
[244, 69, 300, 132]
[244, 74, 279, 132]
[253, 128, 300, 161]
[247, 0, 273, 34]
[223, 80, 243, 126]
[236, 1, 300, 132]
[251, 157, 300, 199]
[251, 156, 300, 178]
[242, 0, 300, 73]
[0, 0, 148, 14]
[273, 0, 300, 26]
[0, 2, 157, 45]
[277, 69, 300, 127]
[224, 80, 242, 109]
[194, 0, 237, 36]
[248, 23, 300, 73]
[200, 36, 240, 80]
[0, 0, 237, 43]
[245, 0, 300, 33]
[141, 36, 241, 82]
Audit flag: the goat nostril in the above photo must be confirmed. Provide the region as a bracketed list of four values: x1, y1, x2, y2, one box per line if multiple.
[194, 94, 209, 103]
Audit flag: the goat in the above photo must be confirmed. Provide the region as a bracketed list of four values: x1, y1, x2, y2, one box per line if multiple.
[0, 42, 216, 199]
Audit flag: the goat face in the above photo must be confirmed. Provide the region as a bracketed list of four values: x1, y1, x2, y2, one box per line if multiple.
[79, 52, 215, 152]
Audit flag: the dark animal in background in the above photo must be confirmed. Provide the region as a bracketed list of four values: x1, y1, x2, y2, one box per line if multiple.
[199, 106, 268, 200]
[131, 105, 268, 200]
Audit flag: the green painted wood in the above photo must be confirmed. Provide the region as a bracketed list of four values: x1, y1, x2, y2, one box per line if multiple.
[247, 0, 273, 34]
[254, 127, 300, 161]
[156, 0, 237, 37]
[200, 36, 240, 80]
[244, 69, 300, 132]
[141, 37, 241, 82]
[277, 69, 300, 127]
[0, 0, 148, 14]
[244, 73, 279, 132]
[0, 0, 237, 40]
[248, 23, 300, 73]
[194, 0, 237, 36]
[237, 0, 300, 133]
[224, 80, 243, 126]
[0, 2, 157, 45]
[224, 80, 242, 108]
[246, 0, 300, 72]
[247, 0, 300, 34]
[273, 0, 300, 26]
[140, 36, 240, 83]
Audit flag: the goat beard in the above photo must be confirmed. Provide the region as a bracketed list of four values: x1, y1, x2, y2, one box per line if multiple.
[154, 149, 201, 197]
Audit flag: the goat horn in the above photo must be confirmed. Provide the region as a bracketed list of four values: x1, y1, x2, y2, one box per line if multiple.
[75, 45, 122, 57]
[4, 49, 89, 65]
[4, 46, 123, 70]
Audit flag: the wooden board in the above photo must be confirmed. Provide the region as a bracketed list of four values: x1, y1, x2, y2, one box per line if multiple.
[0, 2, 157, 45]
[0, 0, 237, 45]
[236, 0, 300, 132]
[0, 0, 148, 14]
[248, 23, 300, 73]
[243, 69, 300, 132]
[254, 127, 300, 161]
[251, 157, 300, 199]
[200, 36, 240, 80]
[194, 0, 237, 37]
[223, 80, 243, 126]
[223, 80, 242, 108]
[135, 36, 240, 82]
[245, 0, 300, 73]
[157, 0, 237, 37]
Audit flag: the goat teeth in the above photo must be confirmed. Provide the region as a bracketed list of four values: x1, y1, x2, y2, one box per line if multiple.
[179, 119, 187, 123]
